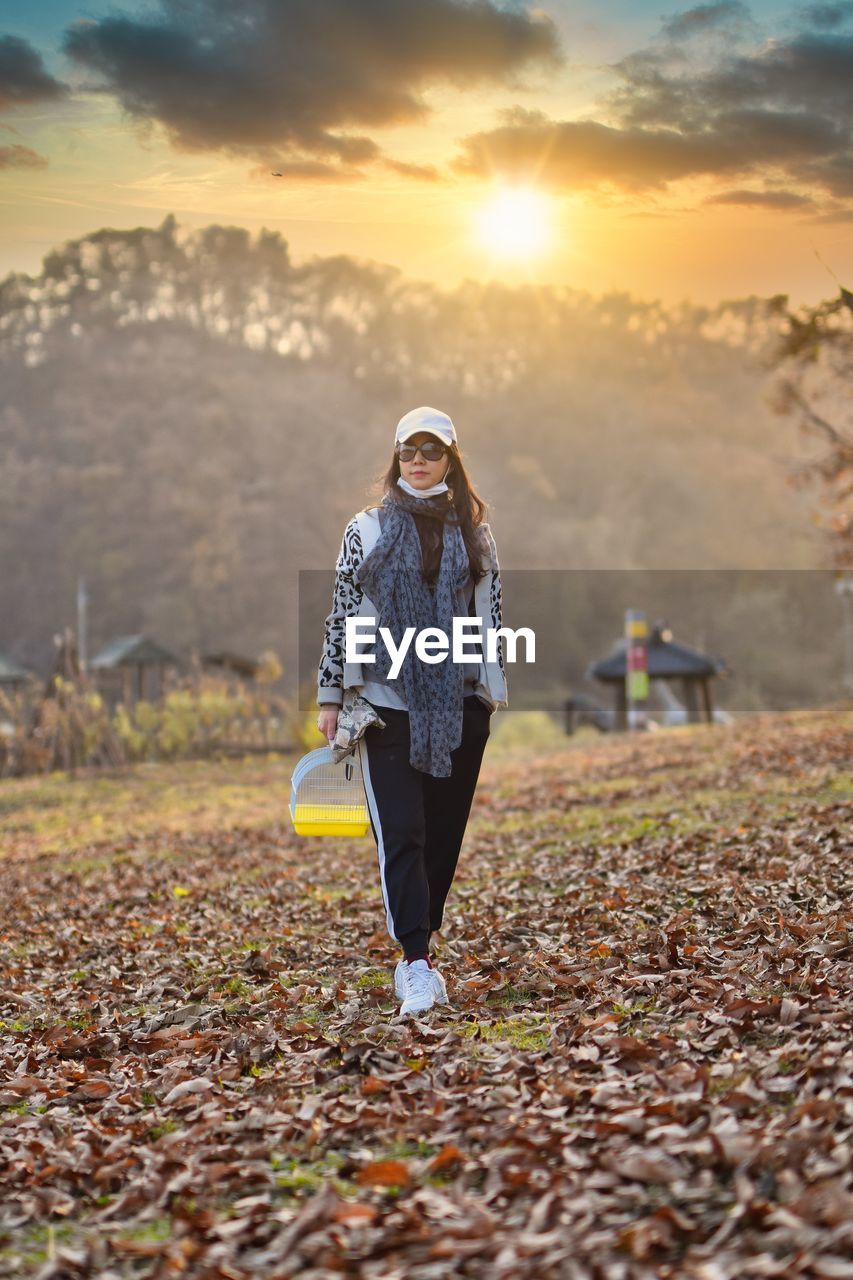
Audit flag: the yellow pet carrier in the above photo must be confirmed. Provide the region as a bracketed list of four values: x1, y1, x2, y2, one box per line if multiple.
[289, 745, 372, 837]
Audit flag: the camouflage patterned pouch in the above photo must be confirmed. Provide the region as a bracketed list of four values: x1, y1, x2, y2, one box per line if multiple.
[329, 688, 387, 763]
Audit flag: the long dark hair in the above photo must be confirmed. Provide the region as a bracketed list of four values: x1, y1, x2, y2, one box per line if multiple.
[366, 441, 490, 588]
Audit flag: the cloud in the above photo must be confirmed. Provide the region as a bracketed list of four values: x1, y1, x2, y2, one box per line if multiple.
[799, 1, 853, 28]
[659, 3, 755, 43]
[705, 187, 816, 206]
[62, 0, 562, 178]
[607, 33, 853, 132]
[0, 143, 49, 169]
[452, 14, 853, 207]
[452, 103, 843, 191]
[0, 34, 67, 110]
[798, 151, 853, 193]
[382, 157, 442, 181]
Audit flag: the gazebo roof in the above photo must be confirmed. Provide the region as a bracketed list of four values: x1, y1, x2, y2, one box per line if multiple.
[89, 634, 180, 669]
[0, 652, 35, 684]
[588, 623, 728, 682]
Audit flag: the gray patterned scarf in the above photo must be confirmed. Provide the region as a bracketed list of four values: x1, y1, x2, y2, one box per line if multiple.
[355, 488, 471, 777]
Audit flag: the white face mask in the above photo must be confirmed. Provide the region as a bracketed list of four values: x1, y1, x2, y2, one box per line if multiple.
[396, 473, 450, 498]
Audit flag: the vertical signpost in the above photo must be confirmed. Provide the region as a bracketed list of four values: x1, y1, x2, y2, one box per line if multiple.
[625, 608, 649, 731]
[77, 576, 88, 674]
[837, 572, 853, 694]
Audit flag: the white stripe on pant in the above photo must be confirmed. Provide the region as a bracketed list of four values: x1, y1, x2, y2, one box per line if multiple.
[357, 694, 492, 958]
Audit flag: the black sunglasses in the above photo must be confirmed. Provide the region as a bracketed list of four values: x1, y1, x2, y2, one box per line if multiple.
[396, 441, 448, 462]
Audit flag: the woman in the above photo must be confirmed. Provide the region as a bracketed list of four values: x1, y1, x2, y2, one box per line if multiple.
[316, 406, 508, 1017]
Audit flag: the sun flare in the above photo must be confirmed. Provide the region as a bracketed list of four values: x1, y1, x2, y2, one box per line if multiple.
[474, 187, 553, 259]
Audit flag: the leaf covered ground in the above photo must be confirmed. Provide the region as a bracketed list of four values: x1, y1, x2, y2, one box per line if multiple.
[1, 706, 852, 1279]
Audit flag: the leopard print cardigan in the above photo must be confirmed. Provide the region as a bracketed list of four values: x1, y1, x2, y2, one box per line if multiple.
[317, 512, 506, 707]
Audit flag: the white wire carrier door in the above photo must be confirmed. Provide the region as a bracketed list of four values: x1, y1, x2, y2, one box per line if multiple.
[289, 745, 372, 837]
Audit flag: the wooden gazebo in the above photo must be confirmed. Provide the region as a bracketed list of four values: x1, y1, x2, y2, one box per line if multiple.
[89, 634, 181, 706]
[587, 621, 728, 730]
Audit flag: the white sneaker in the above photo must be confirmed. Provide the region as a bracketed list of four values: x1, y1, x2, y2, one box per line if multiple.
[394, 958, 449, 1001]
[395, 958, 449, 1016]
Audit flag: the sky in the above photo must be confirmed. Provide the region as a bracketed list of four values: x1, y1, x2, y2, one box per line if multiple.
[0, 0, 851, 304]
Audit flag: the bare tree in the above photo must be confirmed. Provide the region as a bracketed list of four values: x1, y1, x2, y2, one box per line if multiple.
[765, 288, 853, 569]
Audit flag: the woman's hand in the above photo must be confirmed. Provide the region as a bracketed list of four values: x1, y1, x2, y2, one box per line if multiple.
[317, 705, 340, 742]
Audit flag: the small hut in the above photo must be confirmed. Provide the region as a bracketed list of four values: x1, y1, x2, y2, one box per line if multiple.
[89, 634, 181, 707]
[587, 621, 728, 730]
[0, 652, 36, 691]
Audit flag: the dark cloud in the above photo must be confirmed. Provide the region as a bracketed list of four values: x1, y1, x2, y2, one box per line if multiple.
[608, 34, 853, 131]
[0, 34, 67, 110]
[799, 1, 853, 28]
[452, 107, 717, 190]
[799, 151, 853, 193]
[62, 0, 562, 177]
[453, 17, 853, 207]
[606, 28, 853, 197]
[659, 3, 754, 42]
[452, 103, 843, 192]
[0, 142, 48, 168]
[705, 187, 816, 206]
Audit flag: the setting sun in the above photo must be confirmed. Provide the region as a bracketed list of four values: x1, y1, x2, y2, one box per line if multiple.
[474, 187, 553, 259]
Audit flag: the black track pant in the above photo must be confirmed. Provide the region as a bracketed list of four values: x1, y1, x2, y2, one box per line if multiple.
[357, 694, 492, 959]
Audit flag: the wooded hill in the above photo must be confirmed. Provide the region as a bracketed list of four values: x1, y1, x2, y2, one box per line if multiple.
[0, 216, 834, 709]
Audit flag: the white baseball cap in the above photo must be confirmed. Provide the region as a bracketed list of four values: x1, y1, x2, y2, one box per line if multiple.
[395, 406, 457, 447]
